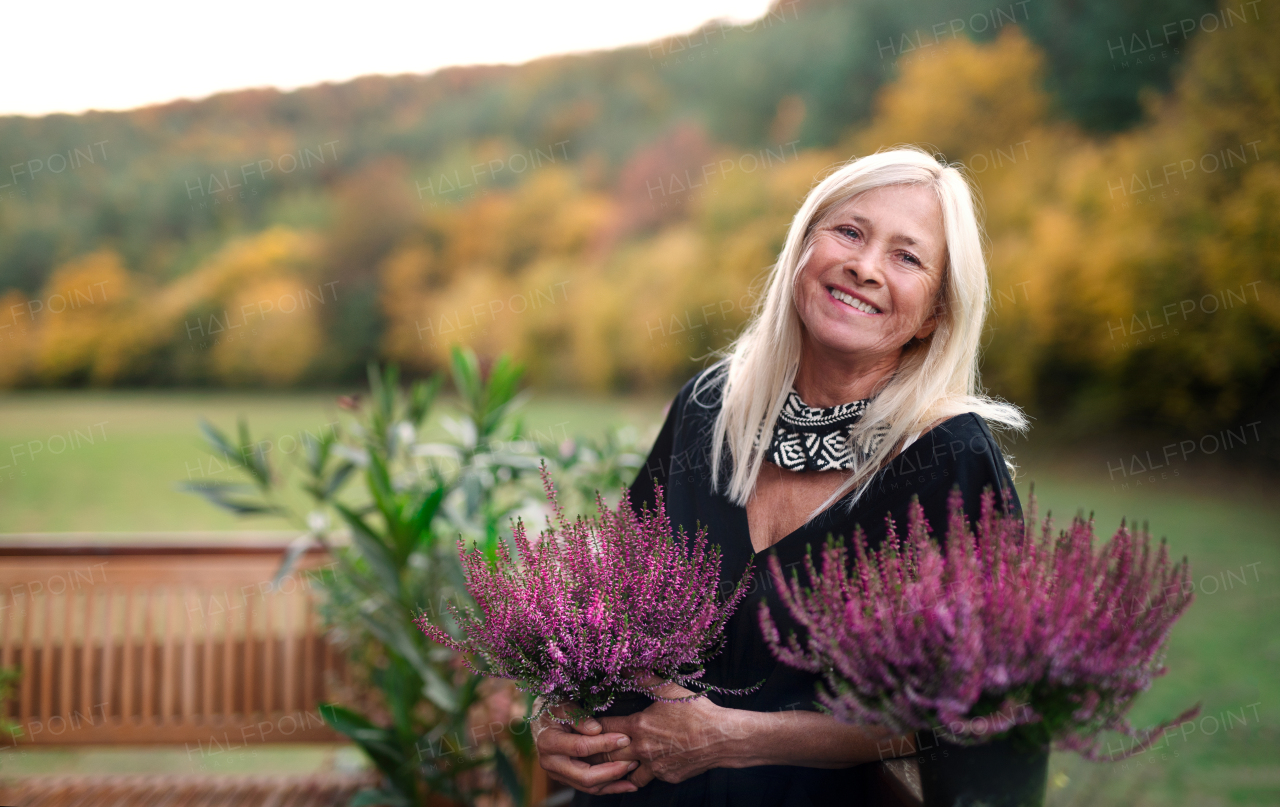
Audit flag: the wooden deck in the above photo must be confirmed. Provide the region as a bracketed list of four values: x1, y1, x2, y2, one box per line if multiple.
[0, 772, 380, 806]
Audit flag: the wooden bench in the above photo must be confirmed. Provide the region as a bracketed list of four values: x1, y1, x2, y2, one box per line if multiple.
[0, 537, 346, 747]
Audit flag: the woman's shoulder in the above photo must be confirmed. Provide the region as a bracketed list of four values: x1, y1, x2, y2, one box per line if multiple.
[662, 365, 727, 430]
[921, 411, 1005, 453]
[679, 364, 726, 408]
[872, 411, 1018, 508]
[626, 366, 725, 514]
[843, 411, 1020, 550]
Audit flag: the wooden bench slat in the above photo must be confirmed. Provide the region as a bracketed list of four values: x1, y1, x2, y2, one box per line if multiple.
[101, 590, 114, 723]
[162, 587, 175, 724]
[264, 590, 274, 716]
[80, 590, 94, 722]
[183, 587, 196, 724]
[122, 588, 135, 722]
[202, 589, 214, 725]
[40, 594, 53, 727]
[141, 588, 154, 724]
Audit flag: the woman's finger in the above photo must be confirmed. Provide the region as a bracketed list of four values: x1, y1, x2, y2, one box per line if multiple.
[549, 701, 603, 735]
[628, 762, 656, 788]
[538, 724, 631, 758]
[540, 754, 638, 790]
[582, 745, 640, 765]
[596, 714, 636, 737]
[594, 777, 641, 795]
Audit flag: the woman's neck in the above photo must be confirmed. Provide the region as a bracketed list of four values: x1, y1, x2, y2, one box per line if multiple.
[793, 340, 903, 407]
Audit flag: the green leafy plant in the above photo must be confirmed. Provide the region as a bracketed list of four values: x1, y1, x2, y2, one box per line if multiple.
[182, 345, 553, 806]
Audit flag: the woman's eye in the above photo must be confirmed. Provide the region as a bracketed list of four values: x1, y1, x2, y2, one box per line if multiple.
[837, 226, 860, 240]
[901, 252, 921, 266]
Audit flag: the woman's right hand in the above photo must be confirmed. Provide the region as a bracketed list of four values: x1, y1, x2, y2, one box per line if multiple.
[532, 699, 640, 796]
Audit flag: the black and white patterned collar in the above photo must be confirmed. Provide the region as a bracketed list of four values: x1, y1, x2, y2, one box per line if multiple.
[762, 386, 890, 472]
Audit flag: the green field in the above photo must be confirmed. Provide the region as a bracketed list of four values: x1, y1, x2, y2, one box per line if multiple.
[0, 390, 671, 534]
[0, 391, 1276, 804]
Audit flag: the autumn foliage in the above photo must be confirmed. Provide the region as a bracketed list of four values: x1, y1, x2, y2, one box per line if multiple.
[0, 3, 1275, 440]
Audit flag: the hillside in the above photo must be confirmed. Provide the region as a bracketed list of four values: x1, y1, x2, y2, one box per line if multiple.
[3, 0, 1276, 464]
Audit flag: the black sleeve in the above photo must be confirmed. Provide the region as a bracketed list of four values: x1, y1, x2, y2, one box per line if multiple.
[861, 413, 1021, 547]
[916, 413, 1022, 535]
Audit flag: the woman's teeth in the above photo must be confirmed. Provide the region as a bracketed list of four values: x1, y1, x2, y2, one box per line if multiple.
[829, 287, 881, 314]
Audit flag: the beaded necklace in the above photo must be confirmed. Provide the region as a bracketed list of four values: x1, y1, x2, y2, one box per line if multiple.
[762, 387, 891, 472]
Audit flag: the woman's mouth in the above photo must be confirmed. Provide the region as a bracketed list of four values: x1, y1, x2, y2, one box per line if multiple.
[827, 286, 882, 316]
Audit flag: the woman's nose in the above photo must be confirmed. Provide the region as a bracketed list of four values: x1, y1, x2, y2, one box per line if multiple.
[843, 255, 885, 286]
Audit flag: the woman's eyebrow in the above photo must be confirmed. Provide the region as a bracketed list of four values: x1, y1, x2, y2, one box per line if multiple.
[838, 213, 926, 248]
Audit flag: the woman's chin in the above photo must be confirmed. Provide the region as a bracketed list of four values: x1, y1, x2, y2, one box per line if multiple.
[807, 329, 890, 358]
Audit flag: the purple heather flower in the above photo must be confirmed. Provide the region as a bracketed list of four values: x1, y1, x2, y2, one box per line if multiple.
[417, 461, 757, 721]
[759, 487, 1199, 760]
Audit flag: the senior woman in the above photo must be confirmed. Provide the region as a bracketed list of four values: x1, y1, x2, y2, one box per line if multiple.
[532, 146, 1028, 805]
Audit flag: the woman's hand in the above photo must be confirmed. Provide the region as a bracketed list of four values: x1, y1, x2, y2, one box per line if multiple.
[531, 698, 640, 796]
[588, 678, 915, 786]
[590, 680, 744, 787]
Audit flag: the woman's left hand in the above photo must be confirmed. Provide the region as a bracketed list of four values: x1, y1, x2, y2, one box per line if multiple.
[589, 679, 753, 787]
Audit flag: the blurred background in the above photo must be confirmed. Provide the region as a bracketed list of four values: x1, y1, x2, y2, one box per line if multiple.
[0, 0, 1276, 804]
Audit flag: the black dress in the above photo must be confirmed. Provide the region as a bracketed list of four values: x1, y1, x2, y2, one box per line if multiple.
[573, 366, 1021, 807]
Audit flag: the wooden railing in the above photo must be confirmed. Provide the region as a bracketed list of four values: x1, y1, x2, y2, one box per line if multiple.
[0, 538, 346, 746]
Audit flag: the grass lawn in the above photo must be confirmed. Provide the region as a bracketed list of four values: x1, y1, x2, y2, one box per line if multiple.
[0, 743, 368, 778]
[0, 389, 670, 534]
[1006, 447, 1280, 806]
[0, 391, 1275, 804]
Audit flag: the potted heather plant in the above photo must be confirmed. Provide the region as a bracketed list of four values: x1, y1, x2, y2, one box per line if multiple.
[417, 461, 759, 723]
[759, 487, 1199, 807]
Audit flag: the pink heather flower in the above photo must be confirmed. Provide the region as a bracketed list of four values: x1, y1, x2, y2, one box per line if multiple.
[417, 461, 757, 722]
[759, 487, 1199, 760]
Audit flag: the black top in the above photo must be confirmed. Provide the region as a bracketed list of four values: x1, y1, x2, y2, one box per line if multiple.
[574, 366, 1020, 807]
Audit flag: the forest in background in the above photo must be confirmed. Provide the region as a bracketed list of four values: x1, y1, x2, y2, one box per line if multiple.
[0, 0, 1275, 457]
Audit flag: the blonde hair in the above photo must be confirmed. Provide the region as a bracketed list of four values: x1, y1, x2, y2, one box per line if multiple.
[693, 145, 1027, 520]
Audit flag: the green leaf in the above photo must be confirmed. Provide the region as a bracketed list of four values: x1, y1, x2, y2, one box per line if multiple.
[302, 429, 328, 477]
[323, 459, 357, 500]
[356, 613, 458, 713]
[176, 481, 283, 515]
[479, 354, 528, 436]
[271, 533, 315, 589]
[420, 666, 459, 713]
[237, 416, 272, 488]
[383, 363, 401, 413]
[318, 704, 405, 776]
[486, 353, 523, 410]
[409, 486, 446, 553]
[197, 418, 241, 466]
[449, 345, 481, 412]
[367, 361, 392, 446]
[368, 362, 398, 427]
[366, 452, 397, 516]
[335, 503, 401, 596]
[373, 657, 421, 734]
[493, 746, 525, 807]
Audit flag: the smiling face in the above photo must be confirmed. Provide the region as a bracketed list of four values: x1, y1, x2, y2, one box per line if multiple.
[793, 183, 948, 375]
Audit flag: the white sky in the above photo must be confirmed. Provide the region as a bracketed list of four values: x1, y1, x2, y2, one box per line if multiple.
[0, 0, 775, 117]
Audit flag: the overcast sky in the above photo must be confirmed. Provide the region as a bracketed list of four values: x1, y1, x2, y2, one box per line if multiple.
[1, 0, 774, 117]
